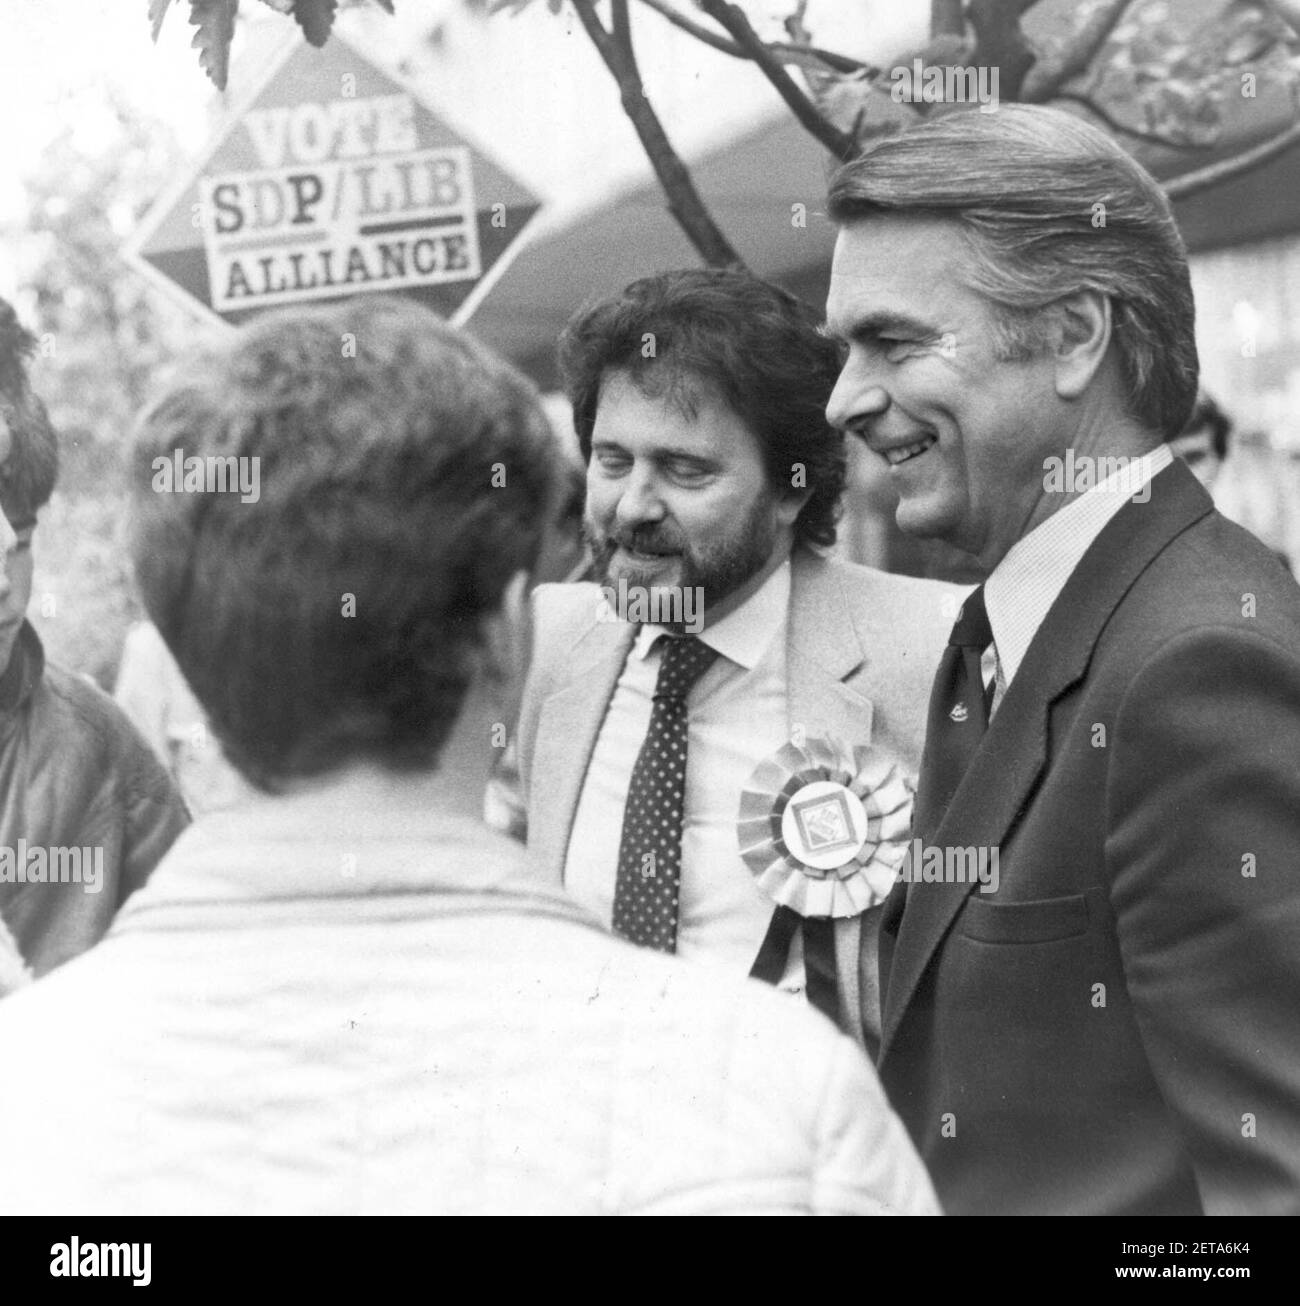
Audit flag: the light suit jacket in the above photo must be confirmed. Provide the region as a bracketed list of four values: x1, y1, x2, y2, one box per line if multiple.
[516, 547, 962, 1050]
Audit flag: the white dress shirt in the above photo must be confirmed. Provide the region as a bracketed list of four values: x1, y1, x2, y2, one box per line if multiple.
[564, 559, 807, 989]
[984, 444, 1174, 711]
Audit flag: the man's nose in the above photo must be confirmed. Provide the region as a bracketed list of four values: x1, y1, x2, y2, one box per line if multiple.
[614, 467, 666, 528]
[826, 360, 891, 434]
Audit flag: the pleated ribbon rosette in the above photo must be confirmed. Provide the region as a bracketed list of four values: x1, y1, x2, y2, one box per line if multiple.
[737, 737, 914, 918]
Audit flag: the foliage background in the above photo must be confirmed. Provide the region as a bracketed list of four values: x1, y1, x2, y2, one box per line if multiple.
[4, 98, 193, 687]
[7, 0, 1300, 684]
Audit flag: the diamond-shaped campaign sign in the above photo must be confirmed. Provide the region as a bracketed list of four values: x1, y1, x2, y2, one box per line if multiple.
[126, 32, 541, 327]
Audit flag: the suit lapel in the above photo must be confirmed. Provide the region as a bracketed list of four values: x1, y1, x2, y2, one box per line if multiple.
[531, 555, 867, 886]
[879, 462, 1215, 1058]
[528, 619, 635, 884]
[785, 552, 875, 745]
[784, 553, 877, 1042]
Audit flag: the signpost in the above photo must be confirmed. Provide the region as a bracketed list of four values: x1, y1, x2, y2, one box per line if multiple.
[126, 31, 541, 327]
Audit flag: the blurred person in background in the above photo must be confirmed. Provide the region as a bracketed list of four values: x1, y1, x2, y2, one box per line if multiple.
[0, 296, 937, 1215]
[1170, 390, 1231, 490]
[0, 298, 188, 980]
[1171, 391, 1291, 571]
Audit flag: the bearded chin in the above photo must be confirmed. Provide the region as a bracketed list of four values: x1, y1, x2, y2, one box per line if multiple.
[679, 516, 779, 609]
[585, 495, 783, 610]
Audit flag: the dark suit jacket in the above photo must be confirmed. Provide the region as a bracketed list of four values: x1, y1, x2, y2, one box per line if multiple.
[879, 460, 1300, 1215]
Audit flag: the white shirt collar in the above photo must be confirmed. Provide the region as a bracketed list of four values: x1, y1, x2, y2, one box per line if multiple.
[633, 557, 791, 672]
[985, 444, 1174, 691]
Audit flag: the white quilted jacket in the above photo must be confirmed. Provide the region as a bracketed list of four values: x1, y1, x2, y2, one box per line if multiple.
[0, 911, 27, 996]
[0, 775, 938, 1216]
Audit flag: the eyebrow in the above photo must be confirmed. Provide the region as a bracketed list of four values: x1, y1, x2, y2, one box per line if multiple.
[820, 310, 937, 344]
[589, 438, 718, 467]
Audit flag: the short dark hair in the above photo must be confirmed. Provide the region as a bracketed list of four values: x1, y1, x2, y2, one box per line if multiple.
[0, 298, 58, 528]
[558, 269, 846, 548]
[828, 104, 1199, 440]
[1183, 391, 1232, 460]
[131, 296, 556, 790]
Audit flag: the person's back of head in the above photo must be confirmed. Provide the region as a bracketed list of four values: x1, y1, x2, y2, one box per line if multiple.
[130, 296, 558, 790]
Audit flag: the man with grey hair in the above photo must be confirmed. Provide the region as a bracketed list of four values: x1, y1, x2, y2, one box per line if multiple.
[823, 103, 1300, 1215]
[0, 296, 937, 1215]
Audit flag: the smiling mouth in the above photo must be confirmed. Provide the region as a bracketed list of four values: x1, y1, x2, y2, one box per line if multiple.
[882, 435, 937, 467]
[617, 544, 678, 563]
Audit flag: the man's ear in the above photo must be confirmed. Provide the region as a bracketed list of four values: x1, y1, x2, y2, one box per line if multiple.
[776, 463, 815, 531]
[1051, 290, 1112, 400]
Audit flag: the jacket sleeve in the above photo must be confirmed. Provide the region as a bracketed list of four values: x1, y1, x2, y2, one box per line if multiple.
[1107, 623, 1300, 1214]
[514, 585, 558, 817]
[810, 1035, 942, 1215]
[0, 910, 31, 998]
[483, 740, 527, 844]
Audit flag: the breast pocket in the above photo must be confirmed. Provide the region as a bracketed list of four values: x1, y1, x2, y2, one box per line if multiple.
[958, 892, 1090, 944]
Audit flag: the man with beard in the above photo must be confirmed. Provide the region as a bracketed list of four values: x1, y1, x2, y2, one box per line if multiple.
[515, 270, 961, 1053]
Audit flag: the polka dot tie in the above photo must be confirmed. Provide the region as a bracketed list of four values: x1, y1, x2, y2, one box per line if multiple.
[611, 634, 720, 952]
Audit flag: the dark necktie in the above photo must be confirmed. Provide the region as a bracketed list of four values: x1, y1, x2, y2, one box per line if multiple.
[611, 634, 719, 952]
[913, 585, 993, 842]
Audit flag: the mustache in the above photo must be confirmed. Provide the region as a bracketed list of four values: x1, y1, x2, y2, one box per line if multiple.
[585, 520, 685, 555]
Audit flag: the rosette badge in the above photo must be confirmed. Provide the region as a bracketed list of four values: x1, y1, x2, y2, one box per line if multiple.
[737, 737, 913, 918]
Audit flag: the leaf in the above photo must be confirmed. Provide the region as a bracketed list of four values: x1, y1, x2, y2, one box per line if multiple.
[1138, 79, 1224, 148]
[149, 0, 175, 42]
[258, 0, 295, 14]
[812, 69, 898, 141]
[370, 0, 396, 13]
[1225, 26, 1279, 63]
[294, 0, 337, 46]
[488, 0, 541, 14]
[188, 0, 239, 90]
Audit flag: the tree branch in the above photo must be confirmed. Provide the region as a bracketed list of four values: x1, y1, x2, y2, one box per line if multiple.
[930, 0, 965, 38]
[969, 0, 1036, 100]
[1164, 117, 1300, 198]
[571, 0, 746, 268]
[1261, 0, 1300, 39]
[1054, 91, 1207, 151]
[1020, 0, 1136, 103]
[696, 0, 858, 160]
[636, 0, 867, 74]
[611, 0, 631, 49]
